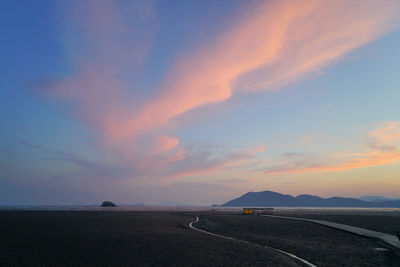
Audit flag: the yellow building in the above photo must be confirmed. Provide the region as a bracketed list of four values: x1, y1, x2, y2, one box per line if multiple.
[243, 208, 253, 215]
[243, 207, 273, 215]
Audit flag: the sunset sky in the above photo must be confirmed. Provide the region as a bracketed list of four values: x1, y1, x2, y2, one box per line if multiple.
[1, 0, 400, 205]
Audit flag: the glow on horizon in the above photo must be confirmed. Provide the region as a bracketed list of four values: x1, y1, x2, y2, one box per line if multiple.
[1, 0, 400, 205]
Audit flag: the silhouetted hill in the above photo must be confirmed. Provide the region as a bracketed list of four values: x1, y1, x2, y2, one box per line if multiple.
[100, 201, 116, 207]
[222, 191, 400, 207]
[223, 191, 297, 207]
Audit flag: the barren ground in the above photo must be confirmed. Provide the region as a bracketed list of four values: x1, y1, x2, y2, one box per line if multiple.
[1, 210, 399, 266]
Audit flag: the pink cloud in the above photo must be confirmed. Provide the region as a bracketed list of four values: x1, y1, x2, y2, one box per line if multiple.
[366, 121, 400, 152]
[52, 0, 400, 145]
[160, 144, 270, 181]
[262, 122, 400, 175]
[254, 145, 267, 154]
[50, 0, 156, 142]
[153, 136, 179, 153]
[45, 1, 400, 180]
[161, 154, 247, 181]
[110, 0, 399, 142]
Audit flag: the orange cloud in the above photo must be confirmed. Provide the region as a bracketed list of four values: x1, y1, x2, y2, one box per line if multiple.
[267, 152, 400, 175]
[366, 121, 400, 152]
[262, 122, 400, 175]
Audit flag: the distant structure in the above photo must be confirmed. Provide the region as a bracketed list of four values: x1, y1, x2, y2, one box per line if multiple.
[243, 207, 273, 215]
[101, 201, 117, 207]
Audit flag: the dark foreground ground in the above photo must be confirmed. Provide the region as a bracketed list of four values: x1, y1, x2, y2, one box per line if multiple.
[197, 212, 400, 267]
[1, 210, 400, 266]
[0, 211, 297, 266]
[272, 210, 400, 235]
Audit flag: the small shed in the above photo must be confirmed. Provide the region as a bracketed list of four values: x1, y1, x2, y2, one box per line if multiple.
[243, 208, 254, 215]
[243, 207, 273, 215]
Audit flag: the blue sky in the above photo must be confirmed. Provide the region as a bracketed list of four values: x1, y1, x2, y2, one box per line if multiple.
[1, 0, 400, 205]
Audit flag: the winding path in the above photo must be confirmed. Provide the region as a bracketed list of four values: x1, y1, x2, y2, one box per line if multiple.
[189, 216, 317, 267]
[262, 215, 400, 249]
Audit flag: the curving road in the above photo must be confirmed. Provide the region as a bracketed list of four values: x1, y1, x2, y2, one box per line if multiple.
[189, 216, 317, 267]
[262, 215, 400, 249]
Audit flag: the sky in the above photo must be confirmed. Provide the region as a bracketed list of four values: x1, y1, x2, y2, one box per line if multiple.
[1, 0, 400, 205]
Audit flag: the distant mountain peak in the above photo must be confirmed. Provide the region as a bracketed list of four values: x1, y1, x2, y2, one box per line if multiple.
[222, 190, 400, 207]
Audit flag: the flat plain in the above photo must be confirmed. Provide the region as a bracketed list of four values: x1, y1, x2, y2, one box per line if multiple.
[0, 211, 297, 266]
[198, 211, 400, 266]
[1, 209, 400, 266]
[272, 209, 400, 235]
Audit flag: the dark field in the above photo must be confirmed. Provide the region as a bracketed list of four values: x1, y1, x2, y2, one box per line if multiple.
[1, 210, 400, 266]
[272, 210, 400, 235]
[0, 211, 298, 266]
[196, 212, 400, 267]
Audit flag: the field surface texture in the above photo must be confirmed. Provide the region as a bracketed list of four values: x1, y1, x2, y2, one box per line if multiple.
[196, 212, 400, 266]
[1, 210, 400, 266]
[0, 211, 297, 266]
[272, 210, 400, 235]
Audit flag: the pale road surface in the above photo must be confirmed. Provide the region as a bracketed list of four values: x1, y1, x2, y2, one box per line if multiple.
[189, 216, 317, 267]
[263, 215, 400, 249]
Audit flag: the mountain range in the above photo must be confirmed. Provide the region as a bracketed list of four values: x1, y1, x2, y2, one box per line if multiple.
[221, 191, 400, 207]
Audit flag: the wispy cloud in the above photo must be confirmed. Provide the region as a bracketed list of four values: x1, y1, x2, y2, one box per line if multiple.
[262, 122, 400, 175]
[40, 0, 399, 181]
[0, 134, 134, 178]
[283, 152, 305, 158]
[117, 0, 399, 141]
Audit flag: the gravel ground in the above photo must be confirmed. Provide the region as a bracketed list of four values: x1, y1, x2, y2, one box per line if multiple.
[196, 212, 400, 267]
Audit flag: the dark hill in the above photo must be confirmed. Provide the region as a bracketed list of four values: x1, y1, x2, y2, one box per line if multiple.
[224, 191, 298, 207]
[222, 190, 400, 207]
[101, 201, 117, 207]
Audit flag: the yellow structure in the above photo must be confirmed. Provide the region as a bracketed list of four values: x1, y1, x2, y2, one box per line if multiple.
[243, 208, 254, 215]
[243, 207, 273, 215]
